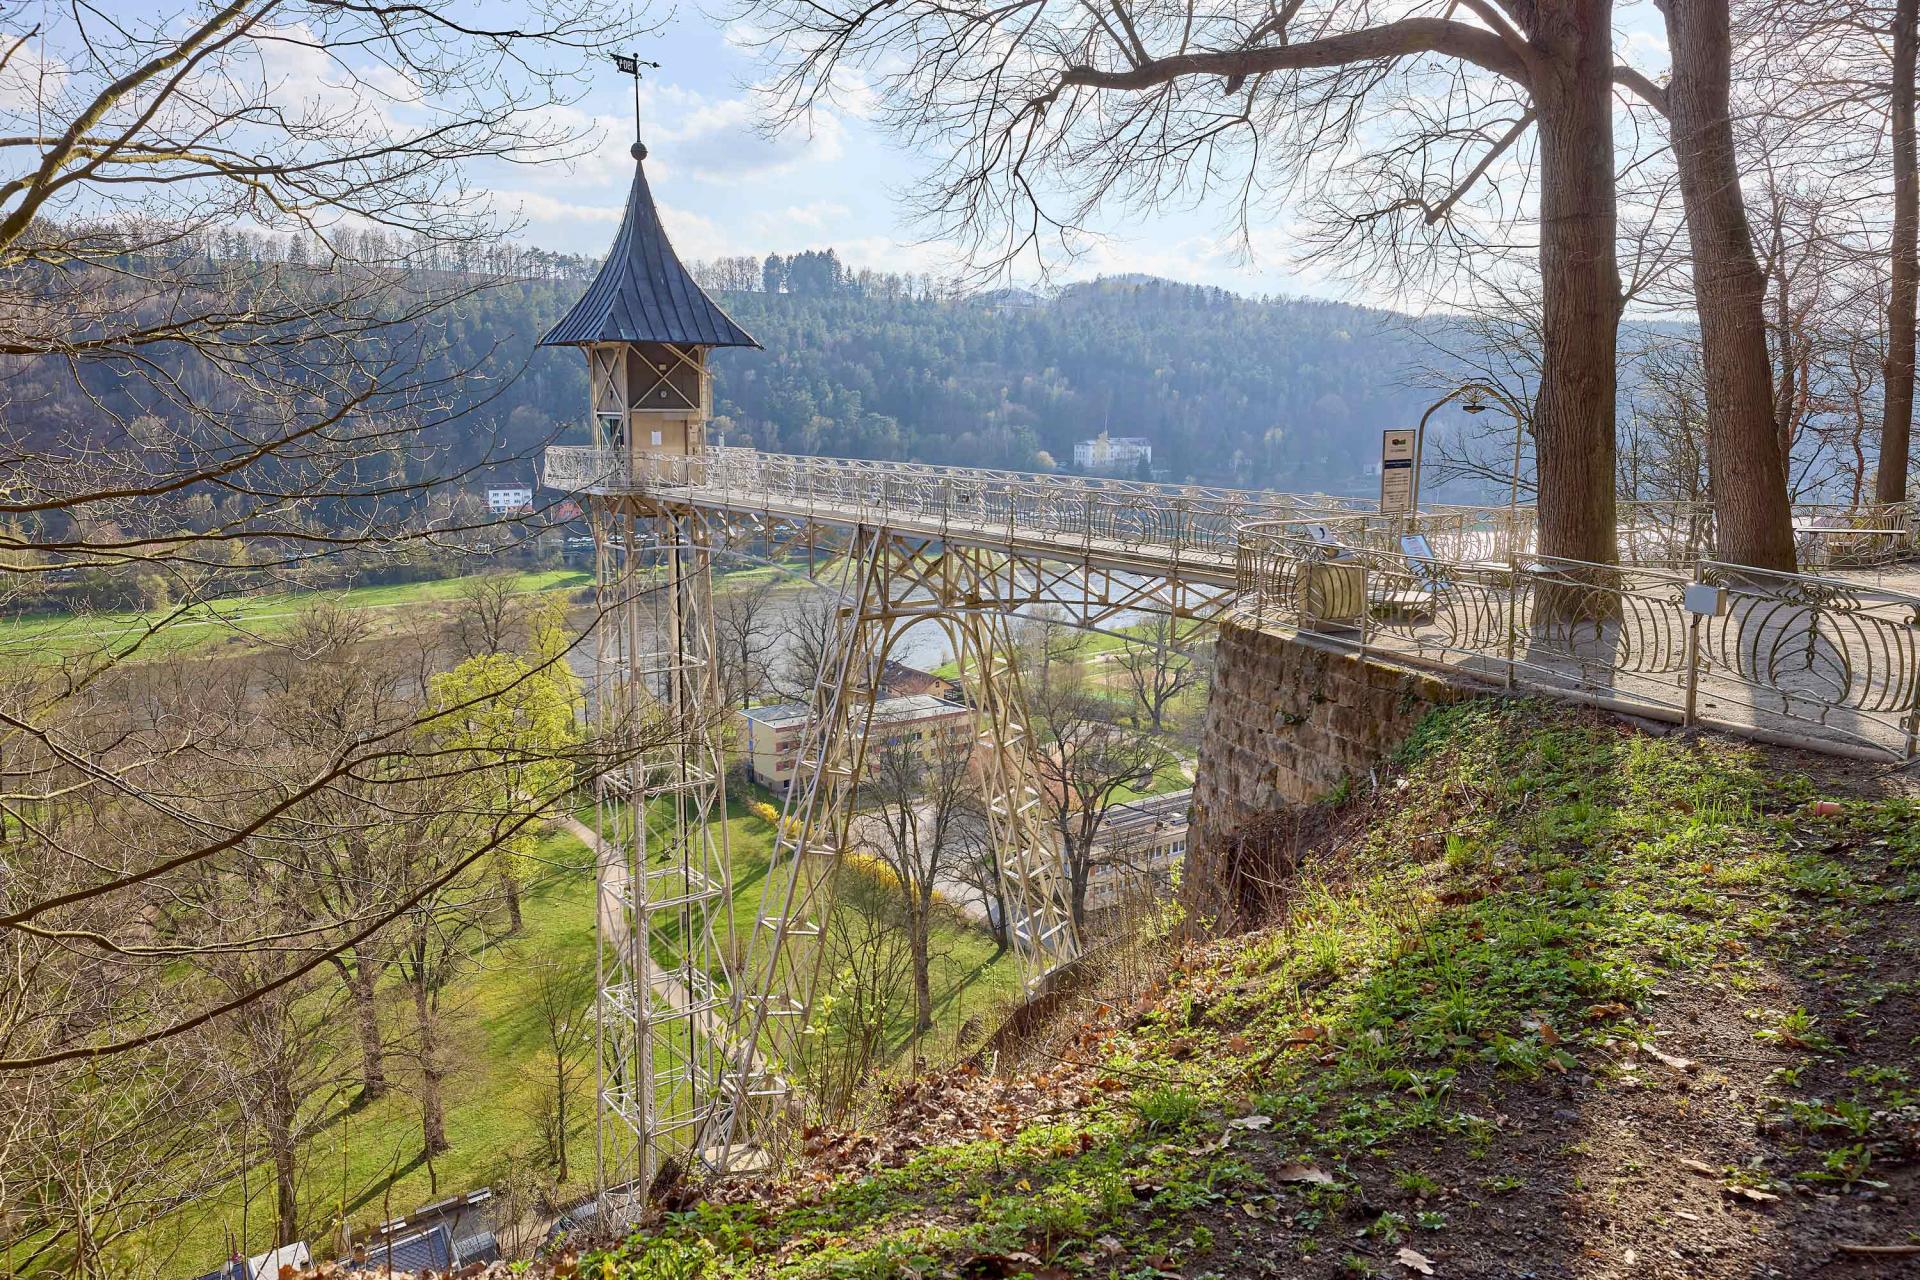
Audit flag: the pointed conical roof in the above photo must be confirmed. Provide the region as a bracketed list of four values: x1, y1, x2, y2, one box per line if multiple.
[540, 143, 759, 349]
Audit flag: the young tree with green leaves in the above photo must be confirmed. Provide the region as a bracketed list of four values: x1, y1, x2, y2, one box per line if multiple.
[425, 598, 584, 932]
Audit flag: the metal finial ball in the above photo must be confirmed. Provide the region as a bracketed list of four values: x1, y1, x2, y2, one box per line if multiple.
[631, 141, 649, 161]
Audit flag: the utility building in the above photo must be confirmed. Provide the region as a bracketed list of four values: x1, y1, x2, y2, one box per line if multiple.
[737, 695, 973, 794]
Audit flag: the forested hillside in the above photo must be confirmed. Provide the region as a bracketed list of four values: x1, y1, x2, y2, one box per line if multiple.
[4, 252, 1441, 496]
[697, 277, 1445, 490]
[446, 270, 1450, 491]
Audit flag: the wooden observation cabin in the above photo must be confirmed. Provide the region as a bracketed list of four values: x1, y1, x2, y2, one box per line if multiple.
[539, 136, 758, 480]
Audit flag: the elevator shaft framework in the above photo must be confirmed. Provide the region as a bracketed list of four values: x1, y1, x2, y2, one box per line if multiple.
[588, 503, 742, 1198]
[577, 481, 1226, 1183]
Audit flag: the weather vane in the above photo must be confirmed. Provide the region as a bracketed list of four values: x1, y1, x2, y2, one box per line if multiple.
[611, 52, 662, 148]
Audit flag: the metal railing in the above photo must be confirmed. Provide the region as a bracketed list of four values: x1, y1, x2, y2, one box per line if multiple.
[1236, 521, 1920, 760]
[544, 446, 1917, 570]
[1241, 499, 1919, 570]
[544, 445, 1375, 571]
[545, 442, 1919, 758]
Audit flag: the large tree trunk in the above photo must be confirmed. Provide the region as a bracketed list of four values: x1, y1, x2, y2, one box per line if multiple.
[267, 1076, 299, 1248]
[1661, 0, 1797, 571]
[1528, 0, 1622, 579]
[340, 955, 387, 1101]
[1882, 0, 1919, 505]
[500, 870, 524, 934]
[1065, 835, 1092, 930]
[334, 951, 389, 1105]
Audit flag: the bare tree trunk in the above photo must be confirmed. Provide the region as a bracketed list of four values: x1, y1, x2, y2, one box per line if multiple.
[909, 902, 933, 1034]
[267, 1083, 299, 1248]
[553, 1061, 570, 1183]
[1661, 0, 1797, 570]
[334, 954, 387, 1101]
[1882, 0, 1919, 505]
[1067, 841, 1092, 930]
[411, 976, 450, 1157]
[500, 870, 524, 934]
[1530, 1, 1622, 576]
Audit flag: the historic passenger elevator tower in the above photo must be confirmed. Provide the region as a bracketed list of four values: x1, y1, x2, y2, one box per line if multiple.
[539, 135, 759, 1194]
[541, 125, 1085, 1194]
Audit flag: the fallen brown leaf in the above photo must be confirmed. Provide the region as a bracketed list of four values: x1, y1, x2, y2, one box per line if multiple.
[1648, 1047, 1699, 1073]
[1274, 1163, 1336, 1185]
[1396, 1245, 1436, 1275]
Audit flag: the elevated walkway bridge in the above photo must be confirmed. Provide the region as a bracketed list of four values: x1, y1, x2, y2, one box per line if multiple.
[548, 438, 1918, 1190]
[548, 444, 1920, 764]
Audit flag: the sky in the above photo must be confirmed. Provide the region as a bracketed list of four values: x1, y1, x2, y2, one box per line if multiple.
[483, 12, 1340, 297]
[0, 0, 1670, 306]
[480, 5, 1673, 305]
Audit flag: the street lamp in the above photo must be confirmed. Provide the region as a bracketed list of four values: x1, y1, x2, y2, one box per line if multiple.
[1412, 379, 1529, 556]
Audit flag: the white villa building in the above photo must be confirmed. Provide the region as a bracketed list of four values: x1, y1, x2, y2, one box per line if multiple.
[1073, 432, 1153, 473]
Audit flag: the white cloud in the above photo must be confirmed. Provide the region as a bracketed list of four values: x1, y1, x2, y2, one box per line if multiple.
[1621, 31, 1670, 77]
[622, 83, 847, 182]
[654, 201, 739, 262]
[721, 19, 768, 50]
[824, 67, 882, 121]
[244, 22, 415, 131]
[0, 41, 66, 114]
[763, 201, 853, 232]
[494, 189, 626, 226]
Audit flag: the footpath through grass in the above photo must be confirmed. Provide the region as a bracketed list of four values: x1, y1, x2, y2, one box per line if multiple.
[592, 700, 1920, 1279]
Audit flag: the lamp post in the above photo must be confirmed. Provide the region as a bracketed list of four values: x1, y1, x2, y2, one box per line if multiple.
[1412, 380, 1529, 556]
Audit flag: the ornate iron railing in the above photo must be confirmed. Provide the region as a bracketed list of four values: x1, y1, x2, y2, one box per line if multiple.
[1234, 499, 1919, 569]
[546, 446, 1917, 568]
[1236, 520, 1920, 759]
[546, 443, 1919, 757]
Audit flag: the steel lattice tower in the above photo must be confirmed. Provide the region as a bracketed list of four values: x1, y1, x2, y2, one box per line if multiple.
[538, 133, 762, 1199]
[541, 125, 1093, 1194]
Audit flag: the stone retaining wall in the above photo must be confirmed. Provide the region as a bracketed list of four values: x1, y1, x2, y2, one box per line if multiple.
[1184, 623, 1464, 927]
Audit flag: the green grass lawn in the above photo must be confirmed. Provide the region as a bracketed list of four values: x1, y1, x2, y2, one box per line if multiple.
[114, 828, 599, 1278]
[711, 553, 854, 590]
[1108, 756, 1197, 804]
[133, 792, 1017, 1279]
[0, 568, 593, 662]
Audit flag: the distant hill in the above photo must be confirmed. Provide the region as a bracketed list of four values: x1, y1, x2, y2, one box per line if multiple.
[699, 277, 1451, 493]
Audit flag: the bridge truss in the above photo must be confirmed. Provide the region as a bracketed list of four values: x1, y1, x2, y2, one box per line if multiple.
[566, 447, 1315, 1188]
